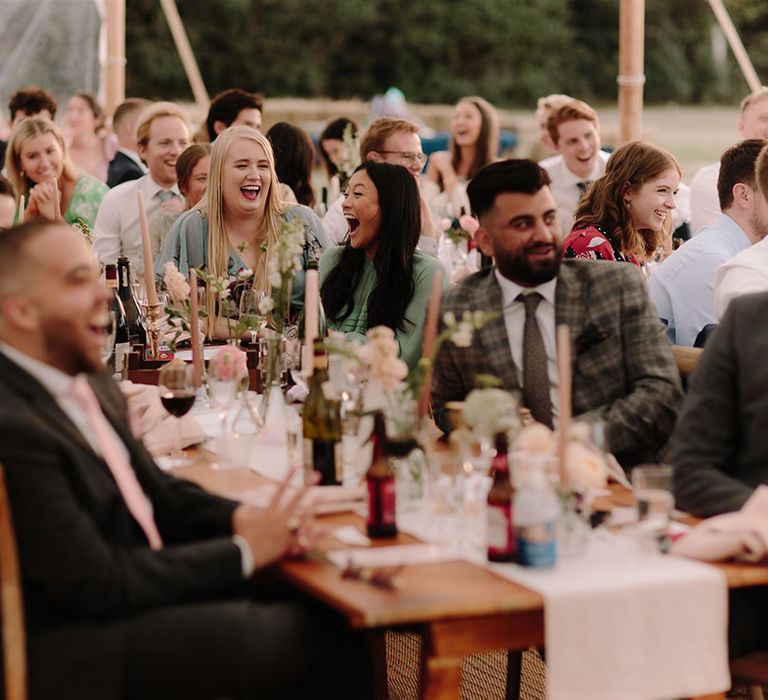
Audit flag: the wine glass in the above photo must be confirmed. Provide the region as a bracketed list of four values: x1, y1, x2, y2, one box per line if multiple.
[238, 286, 268, 345]
[99, 310, 117, 367]
[158, 362, 196, 468]
[206, 372, 239, 436]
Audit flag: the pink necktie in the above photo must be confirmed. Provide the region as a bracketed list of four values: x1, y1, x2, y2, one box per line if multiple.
[69, 376, 163, 550]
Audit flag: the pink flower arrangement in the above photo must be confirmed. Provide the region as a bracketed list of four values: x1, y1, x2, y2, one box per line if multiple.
[209, 344, 248, 382]
[459, 214, 479, 236]
[357, 327, 408, 390]
[163, 262, 191, 305]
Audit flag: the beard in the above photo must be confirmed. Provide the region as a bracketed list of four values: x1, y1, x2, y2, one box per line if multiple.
[41, 317, 101, 375]
[496, 242, 562, 286]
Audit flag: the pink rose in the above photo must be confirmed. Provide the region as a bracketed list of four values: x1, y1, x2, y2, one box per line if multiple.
[459, 214, 479, 236]
[210, 344, 248, 382]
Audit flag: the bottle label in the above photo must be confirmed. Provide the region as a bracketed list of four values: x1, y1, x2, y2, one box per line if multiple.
[516, 522, 557, 568]
[114, 342, 130, 372]
[487, 503, 514, 556]
[367, 477, 396, 527]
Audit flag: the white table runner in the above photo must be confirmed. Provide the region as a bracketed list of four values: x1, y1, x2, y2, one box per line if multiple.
[490, 532, 729, 700]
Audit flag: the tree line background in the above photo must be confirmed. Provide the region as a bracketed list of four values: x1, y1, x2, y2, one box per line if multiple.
[126, 0, 768, 108]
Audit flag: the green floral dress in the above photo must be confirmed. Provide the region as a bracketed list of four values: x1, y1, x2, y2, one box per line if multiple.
[64, 176, 109, 229]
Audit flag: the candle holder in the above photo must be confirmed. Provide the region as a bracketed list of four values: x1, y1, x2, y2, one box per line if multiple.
[143, 302, 164, 361]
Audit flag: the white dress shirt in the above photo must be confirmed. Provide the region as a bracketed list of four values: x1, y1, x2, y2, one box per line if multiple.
[540, 150, 610, 237]
[688, 161, 721, 235]
[93, 174, 181, 273]
[494, 271, 560, 419]
[714, 233, 768, 318]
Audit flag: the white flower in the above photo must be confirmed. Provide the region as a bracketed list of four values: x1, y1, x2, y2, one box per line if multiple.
[258, 296, 275, 315]
[451, 322, 473, 348]
[218, 288, 231, 301]
[163, 262, 191, 304]
[463, 388, 519, 439]
[565, 441, 608, 491]
[237, 268, 254, 280]
[442, 311, 456, 327]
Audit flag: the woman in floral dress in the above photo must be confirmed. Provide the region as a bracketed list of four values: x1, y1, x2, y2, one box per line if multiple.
[5, 117, 108, 229]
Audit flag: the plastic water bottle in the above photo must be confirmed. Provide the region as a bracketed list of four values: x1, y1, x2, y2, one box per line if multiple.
[514, 469, 558, 568]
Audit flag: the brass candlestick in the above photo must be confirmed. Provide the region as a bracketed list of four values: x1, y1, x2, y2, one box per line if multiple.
[143, 302, 164, 360]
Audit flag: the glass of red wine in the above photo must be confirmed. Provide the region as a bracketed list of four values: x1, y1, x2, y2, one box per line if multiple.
[158, 362, 196, 468]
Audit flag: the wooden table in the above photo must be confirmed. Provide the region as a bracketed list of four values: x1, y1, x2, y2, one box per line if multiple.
[173, 462, 768, 700]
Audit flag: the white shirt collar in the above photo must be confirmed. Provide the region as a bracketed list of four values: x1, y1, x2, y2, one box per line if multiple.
[493, 269, 557, 309]
[560, 154, 605, 187]
[0, 342, 78, 398]
[139, 173, 181, 199]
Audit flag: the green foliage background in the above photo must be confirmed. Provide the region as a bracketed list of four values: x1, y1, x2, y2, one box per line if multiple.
[126, 0, 768, 106]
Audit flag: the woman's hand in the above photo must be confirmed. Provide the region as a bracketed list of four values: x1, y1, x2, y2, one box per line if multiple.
[425, 151, 459, 196]
[27, 179, 61, 222]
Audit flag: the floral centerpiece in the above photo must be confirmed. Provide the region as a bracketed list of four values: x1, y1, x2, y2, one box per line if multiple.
[71, 217, 93, 245]
[326, 311, 495, 504]
[440, 213, 479, 247]
[264, 216, 306, 334]
[208, 343, 248, 382]
[336, 122, 361, 192]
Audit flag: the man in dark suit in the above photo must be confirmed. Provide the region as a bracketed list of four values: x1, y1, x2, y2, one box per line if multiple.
[0, 221, 371, 699]
[671, 290, 768, 516]
[432, 159, 683, 468]
[106, 98, 150, 188]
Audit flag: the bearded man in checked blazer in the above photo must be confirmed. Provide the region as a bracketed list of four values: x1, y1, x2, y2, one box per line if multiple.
[432, 159, 683, 469]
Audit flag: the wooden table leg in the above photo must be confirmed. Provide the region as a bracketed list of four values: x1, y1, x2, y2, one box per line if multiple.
[420, 647, 461, 700]
[367, 630, 388, 700]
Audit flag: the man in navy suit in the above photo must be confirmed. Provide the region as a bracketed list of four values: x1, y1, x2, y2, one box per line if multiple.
[0, 221, 371, 699]
[106, 98, 150, 188]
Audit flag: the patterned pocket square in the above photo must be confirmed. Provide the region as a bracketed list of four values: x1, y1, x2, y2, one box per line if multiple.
[575, 323, 612, 355]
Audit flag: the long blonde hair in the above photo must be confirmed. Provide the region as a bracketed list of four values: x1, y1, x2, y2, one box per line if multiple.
[5, 117, 80, 197]
[200, 126, 285, 331]
[572, 141, 680, 259]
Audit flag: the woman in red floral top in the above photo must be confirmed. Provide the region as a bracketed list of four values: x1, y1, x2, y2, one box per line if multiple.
[562, 141, 680, 267]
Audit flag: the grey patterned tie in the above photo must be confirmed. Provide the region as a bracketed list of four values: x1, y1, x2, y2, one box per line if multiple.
[156, 190, 177, 203]
[517, 292, 553, 428]
[576, 180, 591, 195]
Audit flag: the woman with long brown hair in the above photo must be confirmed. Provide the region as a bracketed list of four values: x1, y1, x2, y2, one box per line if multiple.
[562, 141, 680, 266]
[424, 96, 499, 214]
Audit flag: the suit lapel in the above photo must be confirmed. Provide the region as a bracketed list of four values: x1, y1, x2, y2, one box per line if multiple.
[0, 354, 100, 459]
[555, 262, 588, 392]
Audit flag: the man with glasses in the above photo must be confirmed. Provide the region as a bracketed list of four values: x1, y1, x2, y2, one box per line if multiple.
[322, 117, 437, 252]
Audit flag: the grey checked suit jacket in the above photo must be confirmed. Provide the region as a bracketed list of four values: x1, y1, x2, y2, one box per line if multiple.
[432, 259, 683, 468]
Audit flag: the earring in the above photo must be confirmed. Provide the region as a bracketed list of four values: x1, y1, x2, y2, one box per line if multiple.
[624, 199, 631, 210]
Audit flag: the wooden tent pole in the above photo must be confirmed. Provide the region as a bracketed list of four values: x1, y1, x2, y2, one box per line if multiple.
[618, 0, 645, 144]
[104, 0, 126, 116]
[707, 0, 762, 93]
[158, 0, 209, 113]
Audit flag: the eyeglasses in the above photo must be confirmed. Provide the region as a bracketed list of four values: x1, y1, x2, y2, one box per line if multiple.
[377, 151, 428, 166]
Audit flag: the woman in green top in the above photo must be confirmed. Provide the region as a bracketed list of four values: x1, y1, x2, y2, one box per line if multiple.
[5, 117, 107, 229]
[320, 161, 444, 370]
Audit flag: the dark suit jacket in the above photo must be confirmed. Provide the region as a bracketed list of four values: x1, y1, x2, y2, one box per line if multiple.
[0, 353, 243, 697]
[107, 150, 144, 188]
[432, 260, 683, 467]
[671, 291, 768, 517]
